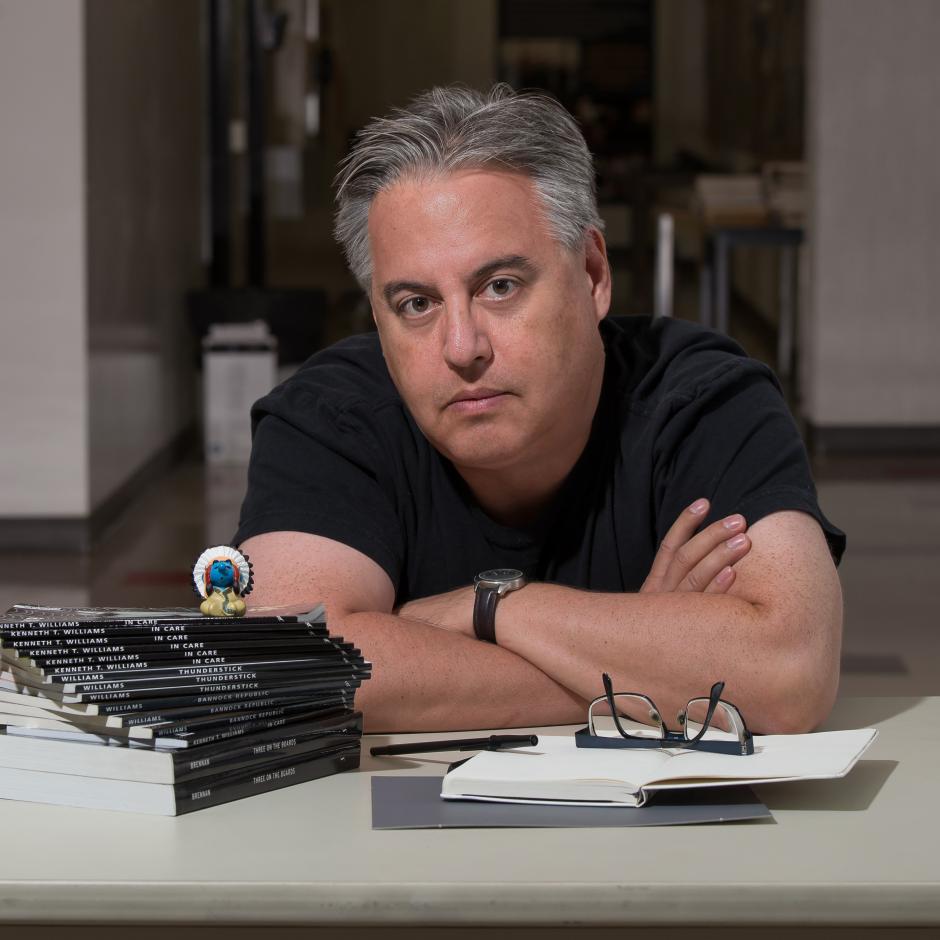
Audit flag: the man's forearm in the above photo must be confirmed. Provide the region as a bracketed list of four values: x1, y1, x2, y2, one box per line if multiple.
[494, 583, 840, 735]
[336, 610, 586, 733]
[397, 512, 842, 735]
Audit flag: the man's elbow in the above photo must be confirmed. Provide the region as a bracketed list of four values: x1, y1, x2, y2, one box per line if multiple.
[754, 607, 843, 734]
[761, 665, 839, 734]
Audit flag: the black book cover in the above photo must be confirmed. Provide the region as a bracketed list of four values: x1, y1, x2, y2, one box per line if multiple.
[1, 698, 356, 749]
[144, 701, 352, 739]
[173, 742, 360, 815]
[1, 604, 323, 625]
[1, 622, 332, 645]
[116, 694, 350, 728]
[175, 730, 359, 783]
[46, 657, 367, 689]
[170, 710, 362, 781]
[4, 657, 367, 691]
[164, 699, 356, 747]
[70, 673, 363, 704]
[0, 672, 365, 722]
[23, 636, 357, 669]
[31, 642, 363, 673]
[93, 685, 355, 717]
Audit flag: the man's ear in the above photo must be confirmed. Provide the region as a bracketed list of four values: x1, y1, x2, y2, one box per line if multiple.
[584, 227, 611, 322]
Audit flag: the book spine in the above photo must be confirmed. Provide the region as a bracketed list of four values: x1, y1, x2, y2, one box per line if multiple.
[5, 646, 358, 674]
[117, 691, 351, 726]
[71, 675, 362, 704]
[26, 636, 354, 666]
[173, 745, 360, 815]
[48, 658, 364, 689]
[171, 717, 362, 781]
[174, 733, 360, 783]
[163, 707, 358, 750]
[21, 647, 361, 681]
[0, 622, 332, 646]
[94, 686, 353, 717]
[0, 614, 316, 629]
[73, 682, 361, 715]
[63, 668, 363, 697]
[165, 701, 355, 746]
[117, 696, 346, 728]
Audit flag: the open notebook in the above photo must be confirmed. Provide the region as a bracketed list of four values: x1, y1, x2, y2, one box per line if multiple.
[441, 728, 877, 808]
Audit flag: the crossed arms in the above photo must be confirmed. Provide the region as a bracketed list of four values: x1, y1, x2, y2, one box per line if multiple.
[241, 502, 842, 735]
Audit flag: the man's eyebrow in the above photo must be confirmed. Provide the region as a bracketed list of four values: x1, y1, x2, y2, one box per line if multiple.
[470, 255, 538, 284]
[380, 255, 538, 309]
[382, 280, 431, 309]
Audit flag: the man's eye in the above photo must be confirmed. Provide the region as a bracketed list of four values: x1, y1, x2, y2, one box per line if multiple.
[482, 278, 518, 300]
[398, 296, 434, 316]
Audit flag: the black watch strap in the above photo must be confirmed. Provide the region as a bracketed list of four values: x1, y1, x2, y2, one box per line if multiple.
[473, 587, 500, 644]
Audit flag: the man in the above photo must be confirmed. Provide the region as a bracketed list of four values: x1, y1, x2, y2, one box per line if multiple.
[236, 85, 844, 735]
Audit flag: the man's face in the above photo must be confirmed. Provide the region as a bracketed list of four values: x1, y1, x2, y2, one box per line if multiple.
[368, 168, 610, 482]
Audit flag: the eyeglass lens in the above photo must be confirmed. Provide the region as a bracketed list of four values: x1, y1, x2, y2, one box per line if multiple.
[591, 693, 664, 738]
[681, 698, 743, 740]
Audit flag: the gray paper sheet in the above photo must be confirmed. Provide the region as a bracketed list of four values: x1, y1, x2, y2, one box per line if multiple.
[371, 775, 772, 829]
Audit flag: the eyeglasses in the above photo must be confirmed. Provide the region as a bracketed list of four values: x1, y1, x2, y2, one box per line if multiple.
[575, 673, 754, 756]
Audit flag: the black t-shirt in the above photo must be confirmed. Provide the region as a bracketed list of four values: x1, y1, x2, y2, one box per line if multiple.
[235, 316, 845, 604]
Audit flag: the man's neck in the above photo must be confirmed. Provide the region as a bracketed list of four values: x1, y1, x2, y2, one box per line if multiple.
[458, 461, 578, 528]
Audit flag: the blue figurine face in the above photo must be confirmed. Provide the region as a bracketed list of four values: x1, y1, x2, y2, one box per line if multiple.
[209, 559, 236, 590]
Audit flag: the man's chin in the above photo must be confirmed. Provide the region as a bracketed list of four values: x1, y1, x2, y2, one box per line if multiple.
[428, 434, 525, 475]
[415, 408, 543, 474]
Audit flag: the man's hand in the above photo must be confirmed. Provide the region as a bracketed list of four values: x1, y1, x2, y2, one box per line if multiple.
[640, 498, 751, 594]
[397, 498, 753, 636]
[397, 585, 475, 637]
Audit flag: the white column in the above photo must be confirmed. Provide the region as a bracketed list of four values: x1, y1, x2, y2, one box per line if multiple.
[0, 0, 88, 516]
[803, 0, 940, 427]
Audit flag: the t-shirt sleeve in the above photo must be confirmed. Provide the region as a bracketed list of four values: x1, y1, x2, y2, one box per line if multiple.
[233, 408, 404, 584]
[651, 360, 846, 564]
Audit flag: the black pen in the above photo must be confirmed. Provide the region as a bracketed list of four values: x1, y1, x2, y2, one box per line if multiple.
[370, 733, 538, 757]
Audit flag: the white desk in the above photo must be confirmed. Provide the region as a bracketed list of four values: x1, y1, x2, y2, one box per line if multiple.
[0, 697, 936, 938]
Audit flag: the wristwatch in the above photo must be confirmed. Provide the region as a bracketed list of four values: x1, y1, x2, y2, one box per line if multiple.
[473, 568, 526, 644]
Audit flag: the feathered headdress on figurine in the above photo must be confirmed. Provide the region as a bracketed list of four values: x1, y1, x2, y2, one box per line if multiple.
[192, 545, 253, 617]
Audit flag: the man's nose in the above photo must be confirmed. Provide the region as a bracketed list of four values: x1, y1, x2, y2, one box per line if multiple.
[441, 300, 492, 370]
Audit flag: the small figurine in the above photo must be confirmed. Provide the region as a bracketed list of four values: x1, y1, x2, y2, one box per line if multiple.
[192, 545, 253, 617]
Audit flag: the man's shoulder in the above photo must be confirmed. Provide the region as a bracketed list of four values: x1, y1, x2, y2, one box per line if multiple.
[602, 315, 778, 411]
[254, 330, 402, 425]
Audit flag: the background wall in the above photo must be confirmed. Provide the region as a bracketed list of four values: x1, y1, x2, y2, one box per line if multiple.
[85, 0, 204, 508]
[0, 0, 88, 517]
[0, 0, 204, 529]
[803, 0, 940, 428]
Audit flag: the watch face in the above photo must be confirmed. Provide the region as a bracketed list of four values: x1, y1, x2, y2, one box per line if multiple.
[476, 568, 524, 586]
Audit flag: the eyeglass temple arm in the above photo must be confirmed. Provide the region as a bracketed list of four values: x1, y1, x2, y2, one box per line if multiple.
[601, 672, 635, 739]
[683, 680, 726, 744]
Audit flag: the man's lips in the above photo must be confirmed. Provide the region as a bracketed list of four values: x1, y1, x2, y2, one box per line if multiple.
[445, 388, 511, 414]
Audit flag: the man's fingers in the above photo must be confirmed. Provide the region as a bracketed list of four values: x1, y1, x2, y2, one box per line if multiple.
[705, 565, 736, 594]
[679, 532, 751, 593]
[641, 498, 709, 592]
[660, 514, 748, 592]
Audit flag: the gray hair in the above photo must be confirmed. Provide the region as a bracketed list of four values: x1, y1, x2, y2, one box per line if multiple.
[333, 83, 603, 292]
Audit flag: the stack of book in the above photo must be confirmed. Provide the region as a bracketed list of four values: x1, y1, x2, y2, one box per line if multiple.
[0, 604, 370, 815]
